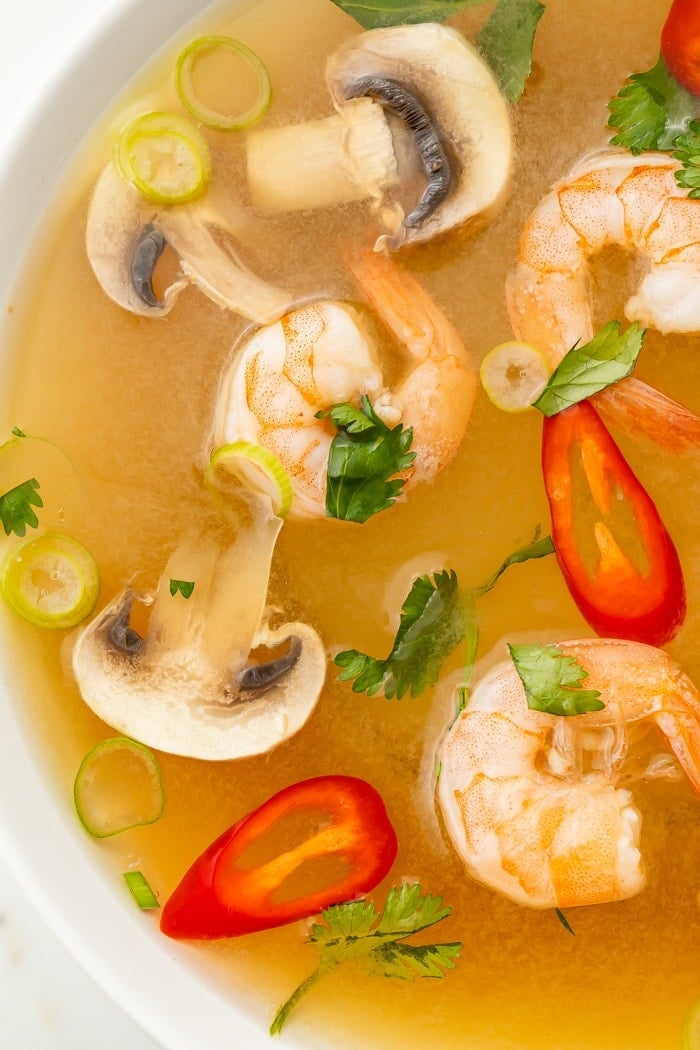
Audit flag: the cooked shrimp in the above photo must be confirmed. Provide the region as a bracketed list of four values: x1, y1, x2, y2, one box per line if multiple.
[438, 638, 700, 910]
[213, 252, 476, 518]
[507, 149, 700, 451]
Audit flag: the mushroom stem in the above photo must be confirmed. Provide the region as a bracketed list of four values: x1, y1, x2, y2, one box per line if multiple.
[246, 96, 399, 213]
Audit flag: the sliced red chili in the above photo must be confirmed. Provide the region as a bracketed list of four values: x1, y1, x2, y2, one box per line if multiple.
[541, 400, 686, 646]
[661, 0, 700, 95]
[160, 775, 398, 940]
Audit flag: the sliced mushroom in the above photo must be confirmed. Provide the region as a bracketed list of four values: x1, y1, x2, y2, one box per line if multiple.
[86, 163, 293, 324]
[71, 522, 326, 761]
[246, 23, 512, 249]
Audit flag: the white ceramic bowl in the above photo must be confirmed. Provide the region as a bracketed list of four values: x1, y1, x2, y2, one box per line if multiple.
[0, 2, 326, 1046]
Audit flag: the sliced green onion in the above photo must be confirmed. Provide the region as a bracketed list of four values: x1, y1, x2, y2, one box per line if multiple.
[113, 110, 211, 204]
[73, 737, 164, 839]
[2, 533, 99, 629]
[175, 35, 272, 131]
[208, 441, 293, 518]
[683, 999, 700, 1050]
[123, 870, 160, 910]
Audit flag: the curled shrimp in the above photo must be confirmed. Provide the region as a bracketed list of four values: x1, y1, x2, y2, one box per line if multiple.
[213, 251, 476, 518]
[437, 638, 700, 910]
[506, 149, 700, 451]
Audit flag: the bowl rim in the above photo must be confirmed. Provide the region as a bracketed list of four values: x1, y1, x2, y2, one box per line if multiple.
[0, 1, 325, 1047]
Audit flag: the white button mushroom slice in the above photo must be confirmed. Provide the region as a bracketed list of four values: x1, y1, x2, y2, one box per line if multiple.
[245, 24, 512, 250]
[327, 23, 513, 249]
[85, 162, 293, 324]
[71, 522, 326, 761]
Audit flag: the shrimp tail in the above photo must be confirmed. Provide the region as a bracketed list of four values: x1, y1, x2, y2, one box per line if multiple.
[594, 376, 700, 455]
[653, 673, 700, 795]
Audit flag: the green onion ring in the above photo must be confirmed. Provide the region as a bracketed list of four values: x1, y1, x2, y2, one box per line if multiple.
[175, 35, 272, 132]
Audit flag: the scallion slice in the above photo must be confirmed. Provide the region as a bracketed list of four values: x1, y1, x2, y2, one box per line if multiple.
[123, 870, 160, 910]
[175, 35, 272, 132]
[208, 441, 293, 518]
[2, 532, 99, 629]
[74, 737, 164, 839]
[113, 110, 211, 204]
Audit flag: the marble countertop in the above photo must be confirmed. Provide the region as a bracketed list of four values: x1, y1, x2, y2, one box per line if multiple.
[0, 2, 162, 1045]
[0, 859, 161, 1048]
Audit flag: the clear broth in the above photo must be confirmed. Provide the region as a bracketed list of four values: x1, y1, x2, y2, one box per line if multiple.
[3, 0, 700, 1047]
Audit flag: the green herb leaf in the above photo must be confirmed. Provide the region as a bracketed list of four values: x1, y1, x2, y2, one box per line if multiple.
[672, 119, 700, 199]
[475, 0, 544, 102]
[473, 525, 555, 598]
[0, 478, 43, 536]
[169, 579, 195, 599]
[335, 568, 465, 699]
[608, 54, 696, 155]
[328, 0, 485, 30]
[555, 907, 575, 936]
[533, 321, 645, 417]
[323, 395, 415, 524]
[123, 871, 160, 910]
[10, 426, 26, 438]
[270, 883, 460, 1035]
[508, 642, 605, 716]
[367, 940, 462, 979]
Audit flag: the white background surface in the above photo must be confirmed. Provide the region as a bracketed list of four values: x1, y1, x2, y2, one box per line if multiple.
[0, 3, 163, 1046]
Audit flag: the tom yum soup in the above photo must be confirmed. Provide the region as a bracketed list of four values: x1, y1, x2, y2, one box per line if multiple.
[5, 0, 700, 1044]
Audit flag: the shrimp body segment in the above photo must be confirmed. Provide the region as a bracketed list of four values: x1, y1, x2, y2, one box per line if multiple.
[507, 150, 700, 364]
[438, 638, 700, 910]
[214, 254, 476, 518]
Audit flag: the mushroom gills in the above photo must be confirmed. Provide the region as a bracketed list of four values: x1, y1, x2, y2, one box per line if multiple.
[342, 75, 451, 229]
[237, 635, 302, 692]
[130, 224, 168, 309]
[107, 596, 145, 656]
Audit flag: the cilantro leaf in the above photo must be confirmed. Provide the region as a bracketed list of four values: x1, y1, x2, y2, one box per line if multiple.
[0, 478, 43, 536]
[10, 426, 26, 438]
[533, 321, 645, 417]
[367, 940, 462, 979]
[323, 396, 415, 524]
[270, 883, 461, 1035]
[475, 0, 544, 102]
[473, 525, 555, 598]
[672, 119, 700, 199]
[608, 54, 696, 155]
[460, 527, 555, 704]
[508, 642, 605, 716]
[169, 579, 195, 599]
[335, 569, 465, 699]
[328, 0, 485, 29]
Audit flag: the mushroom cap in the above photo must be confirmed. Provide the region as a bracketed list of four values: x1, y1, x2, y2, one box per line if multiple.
[327, 23, 513, 249]
[72, 594, 326, 761]
[85, 162, 293, 324]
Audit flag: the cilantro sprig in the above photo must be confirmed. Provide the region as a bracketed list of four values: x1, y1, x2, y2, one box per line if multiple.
[608, 55, 696, 155]
[533, 321, 646, 417]
[336, 528, 555, 701]
[672, 120, 700, 199]
[329, 0, 544, 102]
[336, 569, 464, 698]
[608, 53, 700, 198]
[270, 882, 461, 1035]
[0, 478, 43, 537]
[508, 642, 604, 717]
[321, 396, 415, 524]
